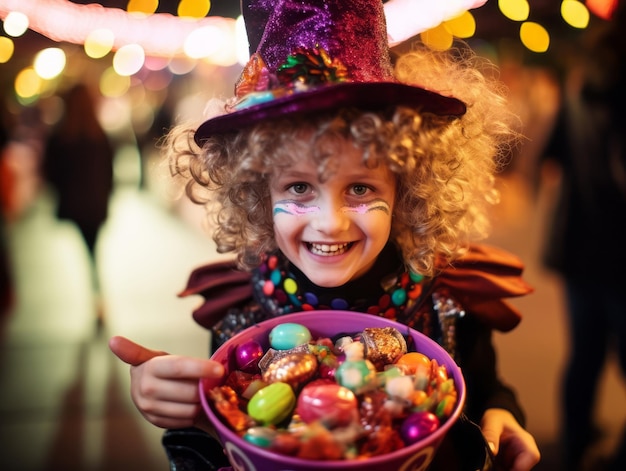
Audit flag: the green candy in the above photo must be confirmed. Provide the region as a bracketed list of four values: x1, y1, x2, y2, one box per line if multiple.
[247, 382, 296, 425]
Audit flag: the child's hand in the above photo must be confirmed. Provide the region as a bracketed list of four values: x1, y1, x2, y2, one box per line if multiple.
[108, 336, 224, 431]
[480, 408, 541, 471]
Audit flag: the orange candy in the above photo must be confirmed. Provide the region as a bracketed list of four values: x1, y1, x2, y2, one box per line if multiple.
[395, 352, 431, 375]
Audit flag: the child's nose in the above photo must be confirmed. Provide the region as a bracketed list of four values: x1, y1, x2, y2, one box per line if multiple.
[311, 200, 350, 234]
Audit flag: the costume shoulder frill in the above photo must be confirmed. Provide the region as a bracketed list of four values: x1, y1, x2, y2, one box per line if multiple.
[178, 244, 533, 332]
[431, 244, 533, 332]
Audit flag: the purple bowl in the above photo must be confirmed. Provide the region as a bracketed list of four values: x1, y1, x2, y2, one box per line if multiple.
[199, 311, 466, 471]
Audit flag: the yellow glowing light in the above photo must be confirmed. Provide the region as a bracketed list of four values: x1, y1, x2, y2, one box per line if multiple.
[15, 67, 43, 99]
[100, 67, 131, 97]
[444, 11, 476, 38]
[421, 23, 453, 51]
[178, 0, 211, 19]
[113, 44, 145, 76]
[3, 11, 29, 37]
[0, 36, 15, 63]
[498, 0, 530, 22]
[520, 21, 550, 53]
[33, 47, 67, 80]
[127, 0, 158, 15]
[84, 28, 115, 59]
[561, 0, 590, 29]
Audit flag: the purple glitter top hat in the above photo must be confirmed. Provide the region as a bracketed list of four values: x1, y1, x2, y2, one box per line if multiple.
[194, 0, 466, 144]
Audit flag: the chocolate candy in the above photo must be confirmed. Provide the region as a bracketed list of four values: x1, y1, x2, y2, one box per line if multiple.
[262, 351, 318, 390]
[361, 327, 407, 371]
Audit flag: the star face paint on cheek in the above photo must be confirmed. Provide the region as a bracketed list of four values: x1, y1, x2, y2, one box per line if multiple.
[273, 200, 321, 217]
[341, 198, 391, 215]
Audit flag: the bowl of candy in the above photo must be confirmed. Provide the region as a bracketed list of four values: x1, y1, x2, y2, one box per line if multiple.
[199, 311, 465, 471]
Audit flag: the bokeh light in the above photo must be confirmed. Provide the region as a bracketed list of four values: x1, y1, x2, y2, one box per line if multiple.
[178, 0, 211, 19]
[113, 44, 146, 76]
[184, 25, 224, 59]
[84, 28, 115, 59]
[127, 0, 159, 15]
[520, 21, 550, 53]
[421, 23, 454, 51]
[33, 47, 67, 80]
[561, 0, 590, 29]
[100, 67, 132, 97]
[236, 15, 250, 65]
[444, 11, 476, 39]
[168, 57, 197, 75]
[15, 67, 43, 101]
[3, 11, 29, 37]
[498, 0, 530, 22]
[586, 0, 619, 20]
[0, 36, 15, 63]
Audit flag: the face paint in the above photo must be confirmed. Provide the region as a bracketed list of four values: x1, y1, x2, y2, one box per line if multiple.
[273, 200, 321, 217]
[341, 198, 391, 216]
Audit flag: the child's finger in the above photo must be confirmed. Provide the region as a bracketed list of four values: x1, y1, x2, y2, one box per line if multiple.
[108, 335, 168, 366]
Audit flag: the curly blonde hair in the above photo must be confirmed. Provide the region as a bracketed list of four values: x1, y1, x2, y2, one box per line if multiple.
[164, 43, 517, 277]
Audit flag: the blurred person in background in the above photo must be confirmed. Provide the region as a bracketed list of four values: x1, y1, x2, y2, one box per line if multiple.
[0, 104, 13, 317]
[42, 83, 115, 328]
[539, 2, 626, 470]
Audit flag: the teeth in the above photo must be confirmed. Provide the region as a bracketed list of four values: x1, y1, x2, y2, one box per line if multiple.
[309, 242, 350, 256]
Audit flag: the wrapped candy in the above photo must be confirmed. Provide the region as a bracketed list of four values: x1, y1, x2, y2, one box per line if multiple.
[206, 322, 459, 460]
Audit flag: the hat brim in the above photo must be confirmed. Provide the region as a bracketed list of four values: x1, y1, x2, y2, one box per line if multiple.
[194, 82, 466, 145]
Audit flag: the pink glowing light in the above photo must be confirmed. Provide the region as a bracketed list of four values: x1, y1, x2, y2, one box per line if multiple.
[0, 0, 236, 58]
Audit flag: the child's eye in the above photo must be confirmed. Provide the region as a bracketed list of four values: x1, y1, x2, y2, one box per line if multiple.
[351, 184, 370, 196]
[289, 183, 309, 194]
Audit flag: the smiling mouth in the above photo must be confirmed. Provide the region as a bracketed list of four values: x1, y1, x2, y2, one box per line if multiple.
[307, 242, 352, 256]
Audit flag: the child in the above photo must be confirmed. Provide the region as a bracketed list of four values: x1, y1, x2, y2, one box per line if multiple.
[110, 0, 540, 469]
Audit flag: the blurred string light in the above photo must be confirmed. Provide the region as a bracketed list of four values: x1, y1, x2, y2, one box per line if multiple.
[84, 28, 115, 59]
[14, 67, 43, 103]
[0, 36, 14, 63]
[520, 22, 550, 53]
[178, 0, 211, 19]
[113, 43, 145, 76]
[3, 10, 28, 36]
[127, 0, 158, 16]
[498, 0, 530, 21]
[33, 47, 66, 79]
[561, 0, 590, 28]
[421, 10, 477, 50]
[0, 0, 237, 59]
[385, 0, 487, 46]
[0, 0, 610, 107]
[587, 0, 619, 19]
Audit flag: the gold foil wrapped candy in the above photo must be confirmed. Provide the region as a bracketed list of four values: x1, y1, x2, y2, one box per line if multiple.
[361, 327, 408, 371]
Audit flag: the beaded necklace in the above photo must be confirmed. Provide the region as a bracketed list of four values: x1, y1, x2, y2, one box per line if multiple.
[251, 244, 433, 334]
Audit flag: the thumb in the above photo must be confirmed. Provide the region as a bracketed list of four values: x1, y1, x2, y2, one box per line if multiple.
[109, 335, 169, 366]
[480, 418, 502, 456]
